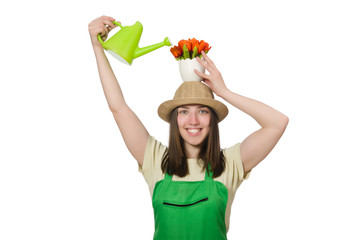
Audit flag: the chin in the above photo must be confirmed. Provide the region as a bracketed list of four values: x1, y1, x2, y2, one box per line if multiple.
[181, 133, 208, 147]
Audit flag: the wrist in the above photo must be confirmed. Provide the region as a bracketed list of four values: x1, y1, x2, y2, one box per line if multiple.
[90, 35, 103, 49]
[217, 87, 231, 99]
[92, 44, 104, 53]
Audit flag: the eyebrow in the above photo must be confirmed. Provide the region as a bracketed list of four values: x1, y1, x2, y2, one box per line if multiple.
[178, 105, 208, 109]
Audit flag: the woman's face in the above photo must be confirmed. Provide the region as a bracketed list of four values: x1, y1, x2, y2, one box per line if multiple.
[177, 104, 211, 148]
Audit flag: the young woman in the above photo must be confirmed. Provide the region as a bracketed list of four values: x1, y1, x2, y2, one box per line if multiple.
[89, 15, 289, 240]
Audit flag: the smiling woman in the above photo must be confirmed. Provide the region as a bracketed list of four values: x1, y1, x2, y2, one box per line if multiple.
[89, 15, 288, 240]
[161, 103, 224, 178]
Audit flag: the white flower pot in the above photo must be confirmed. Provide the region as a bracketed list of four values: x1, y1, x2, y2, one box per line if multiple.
[179, 58, 205, 82]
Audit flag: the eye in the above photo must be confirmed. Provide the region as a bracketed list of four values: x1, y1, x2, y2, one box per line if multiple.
[199, 109, 209, 114]
[178, 109, 188, 114]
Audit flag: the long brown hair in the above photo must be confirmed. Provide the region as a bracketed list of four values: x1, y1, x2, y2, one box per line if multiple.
[161, 106, 225, 178]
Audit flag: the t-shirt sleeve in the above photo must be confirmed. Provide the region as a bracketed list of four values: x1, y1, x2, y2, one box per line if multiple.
[223, 143, 250, 190]
[138, 135, 167, 194]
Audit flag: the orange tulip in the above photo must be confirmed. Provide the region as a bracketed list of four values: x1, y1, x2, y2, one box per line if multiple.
[190, 38, 200, 50]
[178, 39, 192, 51]
[170, 46, 182, 58]
[198, 40, 211, 53]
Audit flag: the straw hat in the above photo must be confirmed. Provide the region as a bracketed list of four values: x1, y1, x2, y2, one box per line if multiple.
[158, 81, 228, 123]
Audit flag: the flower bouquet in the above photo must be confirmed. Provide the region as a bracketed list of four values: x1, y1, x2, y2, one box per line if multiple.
[170, 38, 211, 82]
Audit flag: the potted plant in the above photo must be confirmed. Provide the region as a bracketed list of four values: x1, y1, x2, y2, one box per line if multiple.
[170, 38, 211, 82]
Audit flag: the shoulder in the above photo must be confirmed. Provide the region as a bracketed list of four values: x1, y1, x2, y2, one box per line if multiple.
[146, 135, 168, 157]
[139, 135, 167, 173]
[220, 143, 250, 185]
[139, 136, 167, 197]
[222, 143, 241, 166]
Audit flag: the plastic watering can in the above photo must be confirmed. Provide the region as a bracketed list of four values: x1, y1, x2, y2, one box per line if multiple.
[98, 21, 171, 65]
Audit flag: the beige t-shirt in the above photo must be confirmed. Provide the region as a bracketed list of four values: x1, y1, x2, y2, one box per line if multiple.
[139, 135, 249, 232]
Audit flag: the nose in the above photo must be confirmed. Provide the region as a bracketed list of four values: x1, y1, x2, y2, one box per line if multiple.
[189, 111, 200, 125]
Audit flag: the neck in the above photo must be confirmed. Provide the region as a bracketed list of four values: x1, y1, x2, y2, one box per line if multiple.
[185, 143, 201, 159]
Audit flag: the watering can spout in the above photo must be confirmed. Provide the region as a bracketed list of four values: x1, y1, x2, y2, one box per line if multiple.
[134, 37, 172, 59]
[98, 20, 171, 65]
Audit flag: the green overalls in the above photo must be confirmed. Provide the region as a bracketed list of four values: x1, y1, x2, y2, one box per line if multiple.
[152, 168, 229, 240]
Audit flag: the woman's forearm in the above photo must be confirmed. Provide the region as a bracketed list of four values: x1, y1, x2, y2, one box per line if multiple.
[93, 46, 126, 112]
[220, 89, 289, 130]
[194, 52, 288, 129]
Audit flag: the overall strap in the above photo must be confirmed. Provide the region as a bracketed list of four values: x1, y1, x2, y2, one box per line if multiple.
[204, 164, 213, 181]
[164, 172, 173, 181]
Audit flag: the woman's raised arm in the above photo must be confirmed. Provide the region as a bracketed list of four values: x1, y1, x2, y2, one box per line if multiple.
[195, 52, 289, 174]
[88, 16, 149, 166]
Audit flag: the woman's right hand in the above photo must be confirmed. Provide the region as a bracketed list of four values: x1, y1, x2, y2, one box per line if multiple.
[88, 16, 119, 49]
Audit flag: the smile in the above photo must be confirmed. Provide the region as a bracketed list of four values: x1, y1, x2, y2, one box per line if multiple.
[186, 128, 202, 135]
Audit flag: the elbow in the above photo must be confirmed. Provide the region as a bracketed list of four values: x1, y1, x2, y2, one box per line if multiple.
[109, 102, 128, 114]
[270, 113, 289, 131]
[279, 114, 289, 131]
[109, 105, 120, 113]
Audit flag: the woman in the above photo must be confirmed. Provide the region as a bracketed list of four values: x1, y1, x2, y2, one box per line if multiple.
[89, 16, 289, 240]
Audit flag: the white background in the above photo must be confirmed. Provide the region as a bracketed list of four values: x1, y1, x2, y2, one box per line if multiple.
[1, 0, 361, 239]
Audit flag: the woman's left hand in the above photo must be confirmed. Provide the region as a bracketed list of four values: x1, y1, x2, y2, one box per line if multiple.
[88, 16, 119, 49]
[194, 51, 229, 97]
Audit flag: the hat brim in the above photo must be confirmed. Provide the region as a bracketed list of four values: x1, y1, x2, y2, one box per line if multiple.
[158, 97, 228, 123]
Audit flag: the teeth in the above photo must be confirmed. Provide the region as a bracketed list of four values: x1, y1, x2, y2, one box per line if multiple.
[187, 129, 200, 133]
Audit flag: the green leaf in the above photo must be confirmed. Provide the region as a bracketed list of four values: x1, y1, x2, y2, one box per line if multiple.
[192, 46, 198, 59]
[182, 44, 190, 59]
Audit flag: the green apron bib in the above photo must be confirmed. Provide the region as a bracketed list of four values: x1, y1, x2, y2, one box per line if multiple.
[152, 168, 228, 240]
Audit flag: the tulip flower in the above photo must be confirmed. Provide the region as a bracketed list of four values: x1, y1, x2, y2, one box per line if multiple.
[170, 46, 182, 58]
[190, 38, 200, 50]
[198, 40, 211, 54]
[171, 38, 211, 60]
[178, 40, 192, 52]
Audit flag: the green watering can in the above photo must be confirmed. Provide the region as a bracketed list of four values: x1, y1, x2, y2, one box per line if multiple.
[98, 21, 171, 65]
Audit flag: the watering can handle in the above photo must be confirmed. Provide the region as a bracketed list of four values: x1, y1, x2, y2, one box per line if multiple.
[97, 21, 123, 44]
